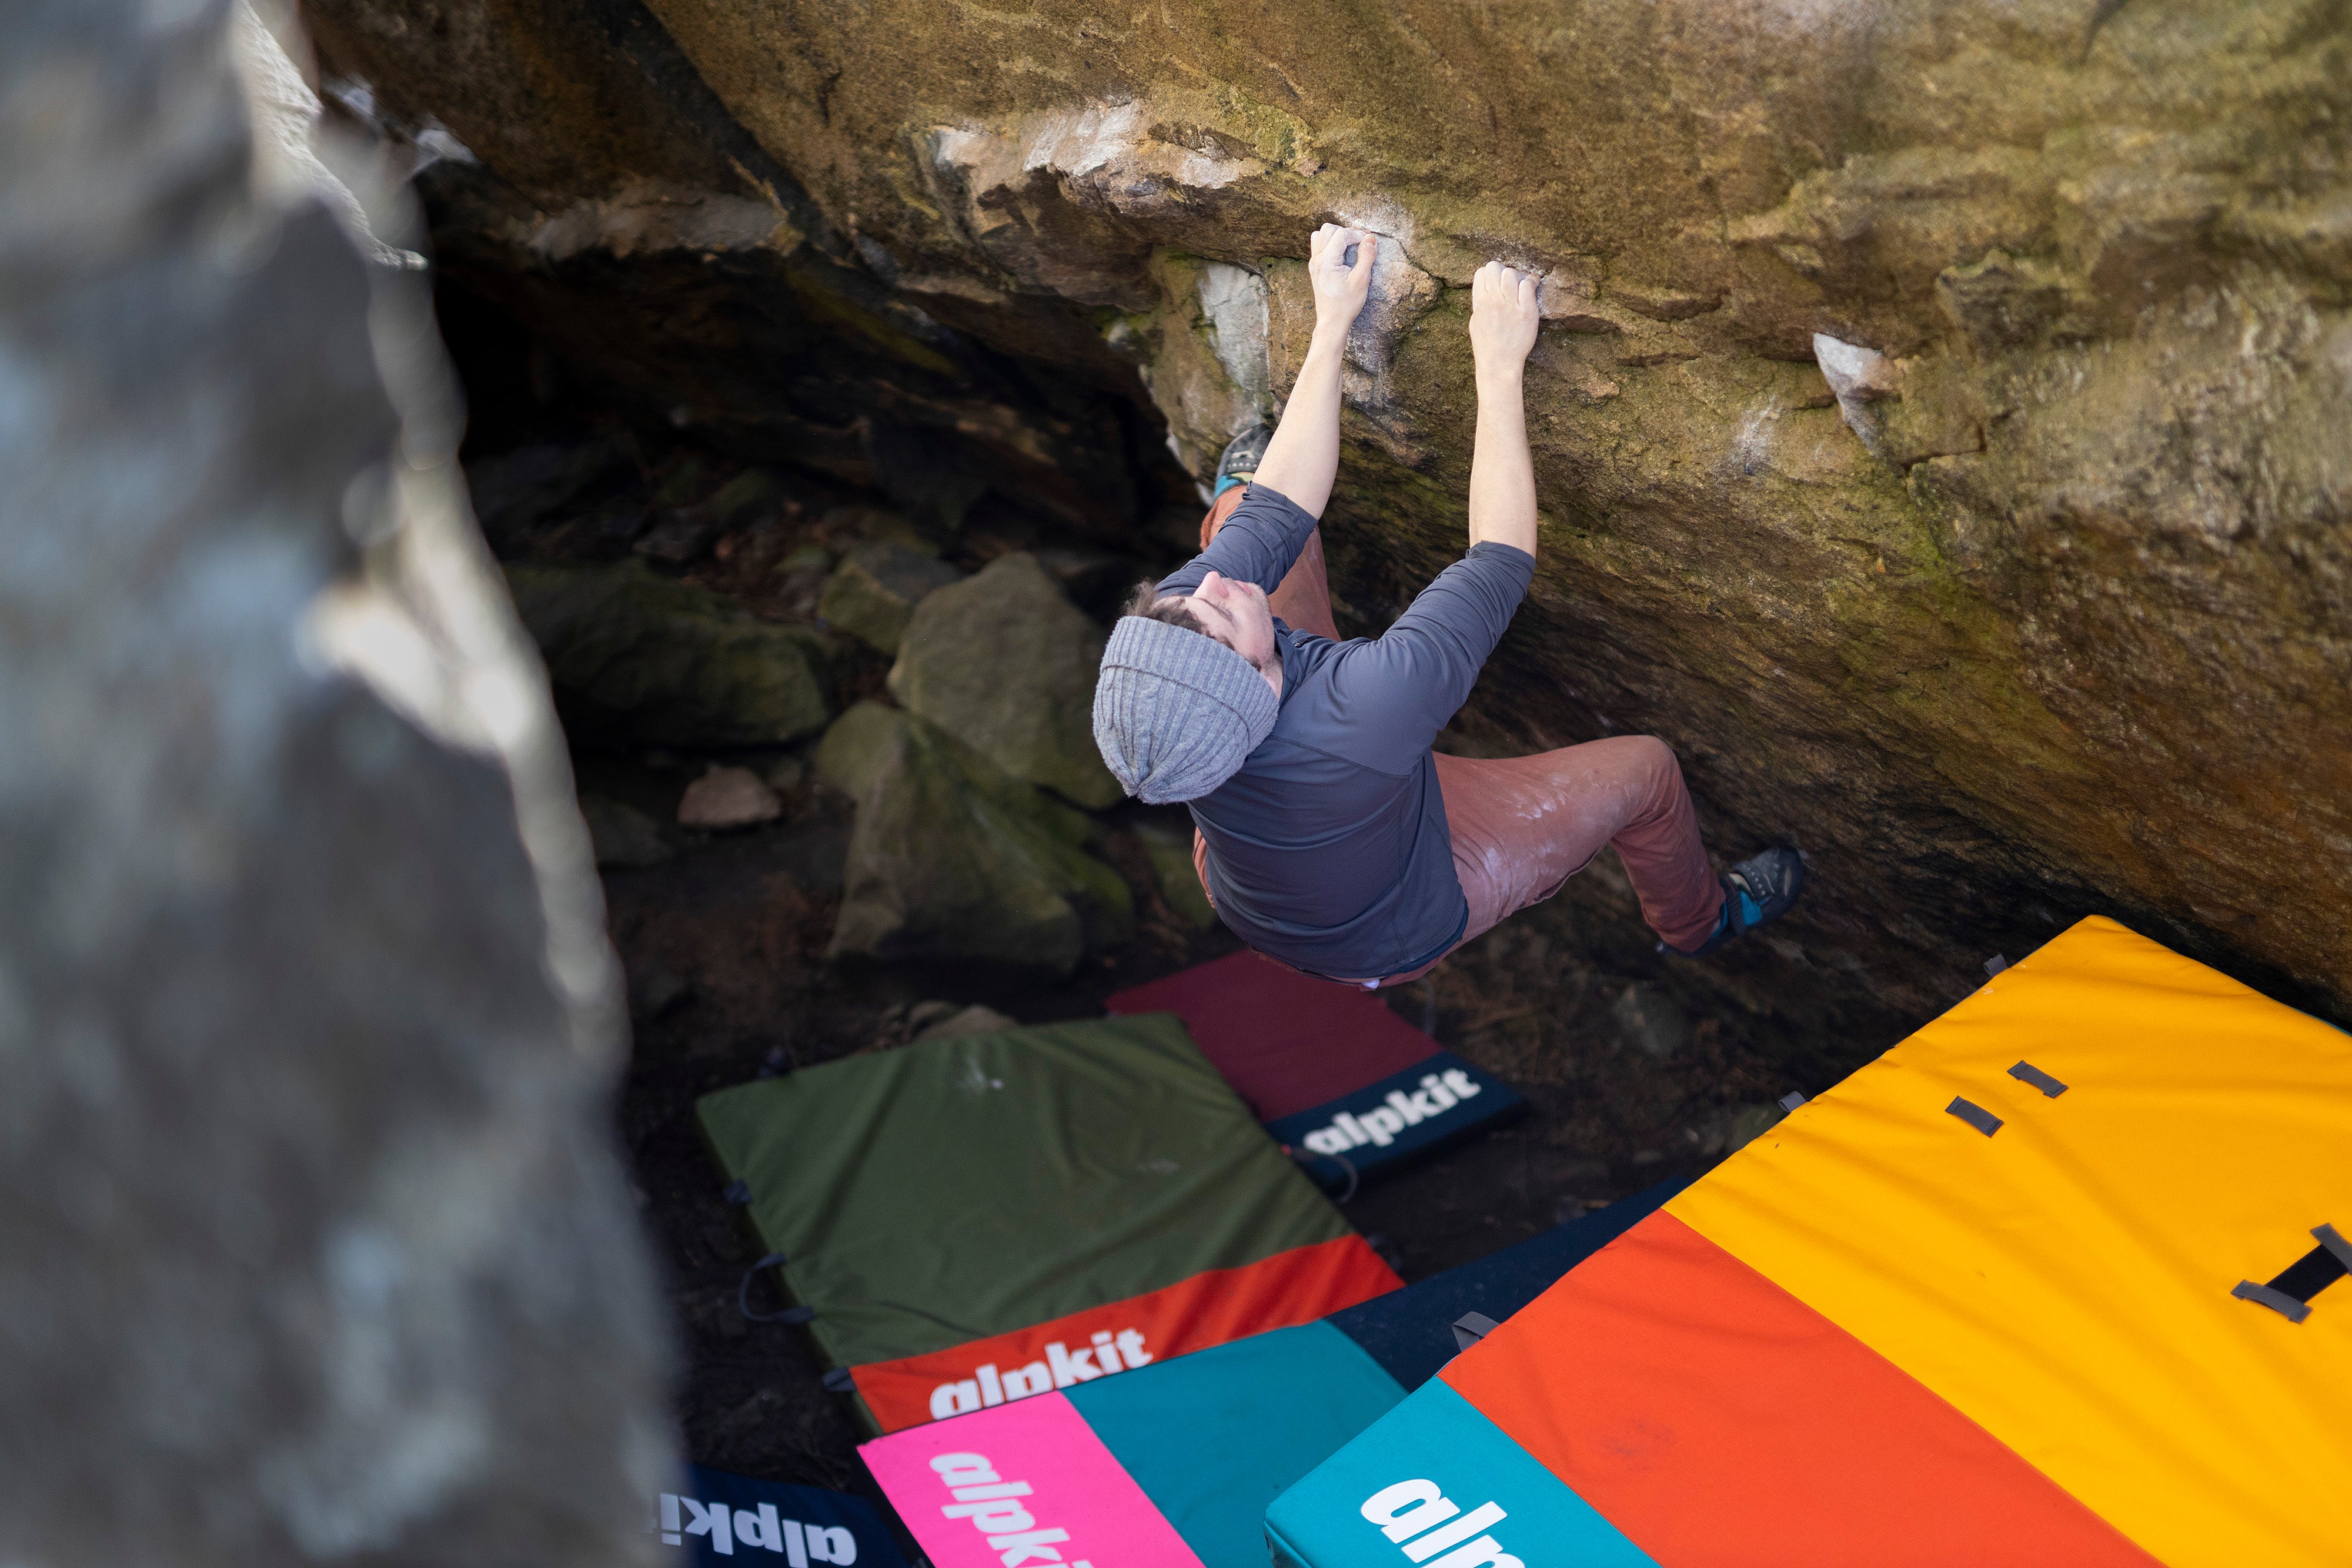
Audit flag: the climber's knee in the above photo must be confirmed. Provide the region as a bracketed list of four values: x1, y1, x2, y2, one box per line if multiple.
[1623, 733, 1678, 784]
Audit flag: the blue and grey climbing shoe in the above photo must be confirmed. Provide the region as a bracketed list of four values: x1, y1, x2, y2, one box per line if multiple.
[1677, 845, 1806, 957]
[1212, 424, 1272, 498]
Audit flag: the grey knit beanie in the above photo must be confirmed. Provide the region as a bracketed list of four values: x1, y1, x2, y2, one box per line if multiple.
[1093, 616, 1279, 804]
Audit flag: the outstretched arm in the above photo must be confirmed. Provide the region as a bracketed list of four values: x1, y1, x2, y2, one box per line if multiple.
[1466, 261, 1541, 559]
[1250, 223, 1377, 518]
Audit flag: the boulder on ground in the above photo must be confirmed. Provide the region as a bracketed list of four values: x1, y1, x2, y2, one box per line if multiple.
[580, 793, 674, 868]
[888, 553, 1122, 809]
[818, 541, 964, 653]
[677, 765, 784, 830]
[505, 560, 831, 746]
[636, 467, 787, 564]
[821, 703, 1132, 974]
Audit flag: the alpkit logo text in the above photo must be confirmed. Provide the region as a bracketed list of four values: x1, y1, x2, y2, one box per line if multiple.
[928, 1450, 1091, 1568]
[928, 1328, 1154, 1420]
[1359, 1477, 1522, 1568]
[1301, 1069, 1482, 1155]
[657, 1492, 857, 1562]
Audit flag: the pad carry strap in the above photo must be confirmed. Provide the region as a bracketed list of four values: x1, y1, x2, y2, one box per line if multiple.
[738, 1252, 814, 1324]
[2232, 1222, 2348, 1323]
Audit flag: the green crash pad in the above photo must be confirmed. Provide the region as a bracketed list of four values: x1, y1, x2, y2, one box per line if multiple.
[699, 1014, 1398, 1432]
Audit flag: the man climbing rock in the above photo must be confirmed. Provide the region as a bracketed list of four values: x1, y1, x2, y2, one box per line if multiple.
[1092, 223, 1802, 987]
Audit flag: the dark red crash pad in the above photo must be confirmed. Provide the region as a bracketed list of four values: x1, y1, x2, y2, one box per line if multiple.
[1104, 950, 1444, 1121]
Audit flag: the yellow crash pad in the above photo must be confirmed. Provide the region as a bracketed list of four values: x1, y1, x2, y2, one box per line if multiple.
[1672, 916, 2352, 1566]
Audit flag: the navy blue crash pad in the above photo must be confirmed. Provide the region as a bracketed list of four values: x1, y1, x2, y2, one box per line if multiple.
[657, 1463, 909, 1567]
[1106, 953, 1523, 1188]
[1325, 1178, 1690, 1389]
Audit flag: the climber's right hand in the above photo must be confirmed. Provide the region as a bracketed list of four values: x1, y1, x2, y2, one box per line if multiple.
[1469, 260, 1540, 375]
[1306, 223, 1377, 340]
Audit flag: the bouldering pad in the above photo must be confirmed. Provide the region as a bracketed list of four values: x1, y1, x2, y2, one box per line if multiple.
[698, 1015, 1400, 1434]
[1265, 918, 2352, 1567]
[1107, 952, 1523, 1185]
[861, 1186, 1683, 1567]
[657, 1463, 908, 1567]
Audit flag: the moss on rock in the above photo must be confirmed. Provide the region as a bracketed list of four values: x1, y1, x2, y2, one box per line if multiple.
[506, 560, 832, 746]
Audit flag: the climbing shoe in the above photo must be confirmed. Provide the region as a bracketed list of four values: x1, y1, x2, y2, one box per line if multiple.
[1675, 845, 1805, 957]
[1212, 423, 1272, 497]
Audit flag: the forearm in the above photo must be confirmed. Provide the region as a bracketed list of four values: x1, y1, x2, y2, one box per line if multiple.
[1467, 365, 1536, 558]
[1251, 326, 1348, 519]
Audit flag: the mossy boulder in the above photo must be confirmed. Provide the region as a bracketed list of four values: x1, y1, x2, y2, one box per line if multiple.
[888, 553, 1124, 810]
[817, 540, 964, 653]
[505, 560, 831, 747]
[820, 702, 1134, 974]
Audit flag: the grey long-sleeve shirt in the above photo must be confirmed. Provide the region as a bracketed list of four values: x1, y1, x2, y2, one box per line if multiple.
[1157, 484, 1534, 980]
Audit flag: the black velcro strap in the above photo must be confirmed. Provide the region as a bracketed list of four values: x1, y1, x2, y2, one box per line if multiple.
[2233, 1281, 2313, 1323]
[2264, 1232, 2349, 1306]
[1983, 954, 2009, 977]
[1452, 1312, 1501, 1352]
[1776, 1091, 1808, 1112]
[1946, 1097, 2002, 1137]
[822, 1368, 857, 1394]
[2233, 1222, 2349, 1323]
[2007, 1061, 2068, 1098]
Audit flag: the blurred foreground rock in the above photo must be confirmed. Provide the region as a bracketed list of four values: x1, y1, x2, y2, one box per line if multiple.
[889, 553, 1125, 810]
[0, 2, 670, 1560]
[817, 704, 1132, 974]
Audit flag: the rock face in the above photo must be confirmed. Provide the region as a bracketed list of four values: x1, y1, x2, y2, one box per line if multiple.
[309, 0, 2351, 1027]
[0, 1, 670, 1560]
[817, 704, 1132, 975]
[507, 560, 832, 747]
[889, 553, 1125, 810]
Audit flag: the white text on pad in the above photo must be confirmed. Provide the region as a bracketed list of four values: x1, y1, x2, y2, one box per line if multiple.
[657, 1493, 857, 1562]
[1301, 1071, 1482, 1155]
[1360, 1479, 1522, 1568]
[929, 1451, 1094, 1568]
[929, 1329, 1154, 1419]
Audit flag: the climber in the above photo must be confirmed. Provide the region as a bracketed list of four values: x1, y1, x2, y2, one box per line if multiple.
[1091, 223, 1803, 987]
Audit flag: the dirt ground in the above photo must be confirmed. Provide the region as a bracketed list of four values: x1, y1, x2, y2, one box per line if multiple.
[596, 736, 1892, 1507]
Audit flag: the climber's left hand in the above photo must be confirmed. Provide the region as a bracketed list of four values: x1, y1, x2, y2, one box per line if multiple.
[1307, 223, 1377, 339]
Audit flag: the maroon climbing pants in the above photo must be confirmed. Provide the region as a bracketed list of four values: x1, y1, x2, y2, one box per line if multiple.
[1189, 484, 1726, 985]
